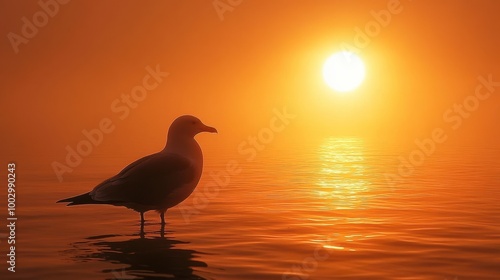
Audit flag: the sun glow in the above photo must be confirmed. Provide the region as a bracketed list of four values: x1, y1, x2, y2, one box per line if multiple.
[323, 51, 365, 93]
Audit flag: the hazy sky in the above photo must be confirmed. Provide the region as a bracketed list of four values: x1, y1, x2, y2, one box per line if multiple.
[1, 1, 499, 170]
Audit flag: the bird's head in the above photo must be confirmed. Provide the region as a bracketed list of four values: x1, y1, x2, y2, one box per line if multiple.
[168, 115, 217, 138]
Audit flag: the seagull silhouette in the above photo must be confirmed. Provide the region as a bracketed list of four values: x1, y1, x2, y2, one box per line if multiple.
[57, 115, 217, 231]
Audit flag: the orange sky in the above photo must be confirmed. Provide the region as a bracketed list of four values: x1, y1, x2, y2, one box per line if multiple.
[1, 0, 500, 170]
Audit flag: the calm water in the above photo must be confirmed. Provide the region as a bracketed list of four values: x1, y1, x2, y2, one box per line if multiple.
[4, 137, 500, 279]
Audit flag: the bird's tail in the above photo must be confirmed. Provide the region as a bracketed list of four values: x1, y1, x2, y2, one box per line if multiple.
[57, 192, 95, 206]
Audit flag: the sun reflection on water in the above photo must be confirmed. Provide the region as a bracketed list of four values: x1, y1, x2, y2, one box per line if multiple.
[316, 137, 371, 210]
[300, 137, 383, 253]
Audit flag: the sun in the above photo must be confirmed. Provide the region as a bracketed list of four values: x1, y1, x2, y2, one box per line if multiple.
[323, 51, 365, 93]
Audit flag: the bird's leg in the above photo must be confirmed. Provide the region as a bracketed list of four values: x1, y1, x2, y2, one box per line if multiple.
[160, 223, 165, 238]
[141, 212, 146, 229]
[160, 212, 166, 225]
[160, 211, 166, 237]
[139, 212, 146, 238]
[140, 212, 145, 224]
[140, 226, 145, 239]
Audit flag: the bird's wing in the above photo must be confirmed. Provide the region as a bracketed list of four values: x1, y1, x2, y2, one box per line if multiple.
[90, 152, 195, 206]
[116, 153, 157, 176]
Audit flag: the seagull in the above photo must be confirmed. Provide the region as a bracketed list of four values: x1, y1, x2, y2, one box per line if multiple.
[57, 115, 217, 230]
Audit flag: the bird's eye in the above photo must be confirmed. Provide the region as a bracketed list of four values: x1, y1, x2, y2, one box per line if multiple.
[191, 121, 196, 125]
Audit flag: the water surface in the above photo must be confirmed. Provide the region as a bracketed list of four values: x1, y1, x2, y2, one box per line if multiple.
[5, 137, 500, 279]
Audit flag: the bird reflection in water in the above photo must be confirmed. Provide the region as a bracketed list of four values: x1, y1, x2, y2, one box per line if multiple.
[69, 229, 208, 280]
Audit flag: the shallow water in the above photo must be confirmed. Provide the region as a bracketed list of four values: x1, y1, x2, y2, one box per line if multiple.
[3, 137, 500, 279]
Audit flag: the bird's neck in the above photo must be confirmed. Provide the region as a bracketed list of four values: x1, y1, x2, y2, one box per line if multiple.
[163, 136, 203, 163]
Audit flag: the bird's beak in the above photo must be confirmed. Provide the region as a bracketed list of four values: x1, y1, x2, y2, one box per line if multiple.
[202, 124, 218, 133]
